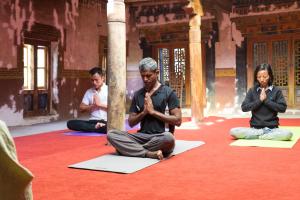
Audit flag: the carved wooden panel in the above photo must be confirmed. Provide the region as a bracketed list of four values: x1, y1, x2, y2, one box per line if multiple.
[232, 0, 296, 16]
[157, 46, 186, 106]
[173, 48, 185, 79]
[294, 40, 300, 103]
[158, 48, 170, 82]
[295, 40, 300, 86]
[171, 48, 185, 105]
[232, 10, 300, 37]
[272, 40, 289, 87]
[79, 0, 105, 10]
[129, 2, 189, 26]
[139, 23, 189, 44]
[253, 42, 268, 68]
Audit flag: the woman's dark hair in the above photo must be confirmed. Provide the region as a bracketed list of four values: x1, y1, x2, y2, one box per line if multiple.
[89, 67, 103, 76]
[253, 63, 274, 87]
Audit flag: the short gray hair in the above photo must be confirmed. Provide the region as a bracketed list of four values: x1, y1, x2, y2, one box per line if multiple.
[138, 57, 158, 71]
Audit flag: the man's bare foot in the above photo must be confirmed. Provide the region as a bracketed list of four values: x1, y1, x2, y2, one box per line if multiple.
[146, 150, 164, 160]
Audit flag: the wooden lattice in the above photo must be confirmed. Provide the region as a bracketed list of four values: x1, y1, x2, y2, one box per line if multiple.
[295, 40, 300, 86]
[253, 42, 268, 67]
[158, 48, 170, 82]
[272, 40, 288, 86]
[169, 48, 185, 104]
[158, 47, 185, 106]
[294, 40, 300, 103]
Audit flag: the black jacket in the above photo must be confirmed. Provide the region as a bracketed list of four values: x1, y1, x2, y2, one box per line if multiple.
[241, 86, 287, 128]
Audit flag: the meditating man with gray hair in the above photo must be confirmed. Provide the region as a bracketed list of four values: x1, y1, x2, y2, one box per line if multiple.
[107, 57, 182, 159]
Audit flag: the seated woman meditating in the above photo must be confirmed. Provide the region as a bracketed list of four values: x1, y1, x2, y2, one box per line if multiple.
[230, 63, 293, 141]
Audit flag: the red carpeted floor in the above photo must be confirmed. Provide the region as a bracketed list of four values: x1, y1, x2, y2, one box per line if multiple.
[15, 117, 300, 200]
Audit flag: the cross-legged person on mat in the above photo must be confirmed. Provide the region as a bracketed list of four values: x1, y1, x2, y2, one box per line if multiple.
[230, 63, 293, 141]
[107, 57, 182, 160]
[67, 67, 108, 133]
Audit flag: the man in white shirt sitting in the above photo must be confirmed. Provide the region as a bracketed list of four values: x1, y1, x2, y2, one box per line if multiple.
[67, 67, 108, 133]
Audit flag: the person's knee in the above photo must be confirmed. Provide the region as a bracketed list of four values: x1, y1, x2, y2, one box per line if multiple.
[66, 120, 74, 129]
[162, 132, 175, 154]
[230, 128, 240, 138]
[107, 129, 123, 142]
[106, 130, 115, 142]
[163, 132, 175, 144]
[282, 131, 293, 141]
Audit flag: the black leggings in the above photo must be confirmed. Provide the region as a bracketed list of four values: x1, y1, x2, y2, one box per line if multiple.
[67, 119, 107, 133]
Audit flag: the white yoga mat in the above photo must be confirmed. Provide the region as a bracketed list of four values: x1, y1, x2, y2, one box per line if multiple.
[69, 140, 205, 174]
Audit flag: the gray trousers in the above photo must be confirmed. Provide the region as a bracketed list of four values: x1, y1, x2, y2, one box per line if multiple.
[230, 127, 293, 141]
[107, 129, 175, 158]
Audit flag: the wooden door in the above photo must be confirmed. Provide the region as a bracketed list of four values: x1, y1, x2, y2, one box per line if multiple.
[248, 34, 300, 107]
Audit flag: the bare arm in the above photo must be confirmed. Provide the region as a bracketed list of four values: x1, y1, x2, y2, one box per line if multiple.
[150, 107, 182, 126]
[128, 111, 147, 127]
[79, 102, 93, 113]
[128, 104, 182, 128]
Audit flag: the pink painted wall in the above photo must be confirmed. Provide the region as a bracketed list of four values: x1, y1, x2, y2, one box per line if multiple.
[215, 13, 236, 69]
[0, 0, 109, 125]
[214, 77, 236, 114]
[210, 11, 245, 115]
[64, 5, 105, 70]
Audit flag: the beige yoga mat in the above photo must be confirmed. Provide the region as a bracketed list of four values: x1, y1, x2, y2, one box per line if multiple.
[69, 140, 205, 174]
[230, 126, 300, 148]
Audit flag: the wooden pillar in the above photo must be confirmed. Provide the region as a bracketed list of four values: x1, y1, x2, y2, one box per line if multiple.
[189, 14, 204, 122]
[205, 22, 218, 113]
[236, 39, 247, 105]
[107, 0, 126, 131]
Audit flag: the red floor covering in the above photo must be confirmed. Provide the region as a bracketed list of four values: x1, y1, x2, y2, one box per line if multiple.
[15, 117, 300, 200]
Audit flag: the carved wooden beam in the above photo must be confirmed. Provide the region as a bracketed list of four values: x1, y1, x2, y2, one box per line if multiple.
[232, 11, 300, 36]
[232, 0, 298, 16]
